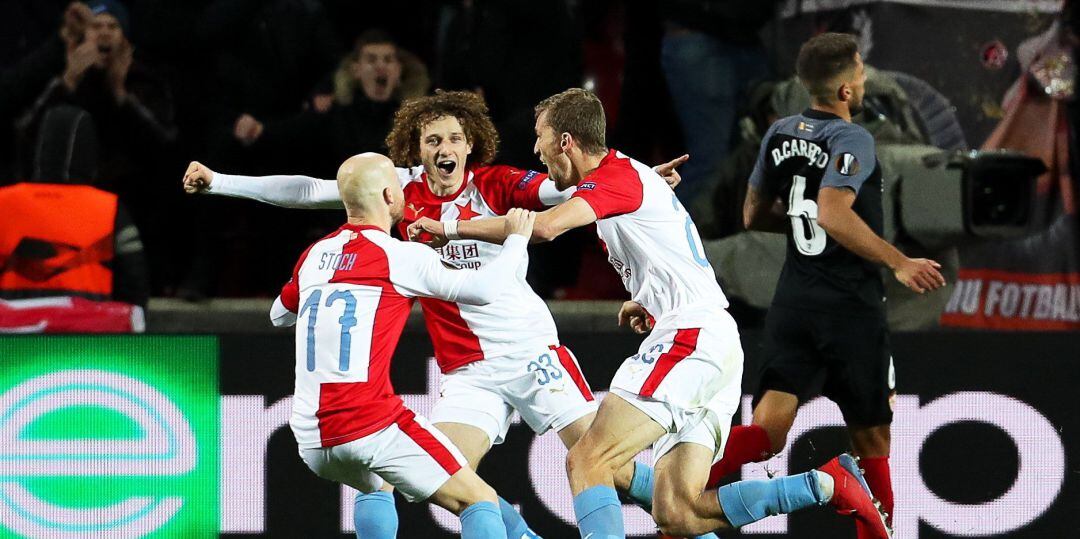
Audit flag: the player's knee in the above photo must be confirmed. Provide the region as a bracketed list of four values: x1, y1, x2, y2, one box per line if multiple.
[566, 437, 618, 481]
[565, 438, 597, 477]
[450, 484, 499, 515]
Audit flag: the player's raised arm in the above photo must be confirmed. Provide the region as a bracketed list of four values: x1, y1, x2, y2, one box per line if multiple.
[182, 160, 344, 209]
[395, 209, 536, 304]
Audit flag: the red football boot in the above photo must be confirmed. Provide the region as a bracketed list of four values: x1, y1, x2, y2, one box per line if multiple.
[818, 454, 891, 538]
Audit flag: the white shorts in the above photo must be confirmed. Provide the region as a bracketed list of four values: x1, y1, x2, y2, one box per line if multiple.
[430, 344, 598, 446]
[609, 311, 744, 464]
[299, 409, 467, 503]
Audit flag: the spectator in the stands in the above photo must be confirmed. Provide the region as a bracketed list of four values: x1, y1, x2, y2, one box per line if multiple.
[0, 2, 92, 182]
[232, 29, 430, 178]
[0, 105, 149, 312]
[206, 0, 340, 174]
[14, 0, 176, 193]
[660, 0, 780, 203]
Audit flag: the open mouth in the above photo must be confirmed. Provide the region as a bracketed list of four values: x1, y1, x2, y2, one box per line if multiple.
[97, 45, 112, 56]
[436, 159, 456, 175]
[375, 75, 388, 89]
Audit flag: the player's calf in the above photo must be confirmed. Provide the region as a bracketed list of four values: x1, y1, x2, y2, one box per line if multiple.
[429, 468, 508, 539]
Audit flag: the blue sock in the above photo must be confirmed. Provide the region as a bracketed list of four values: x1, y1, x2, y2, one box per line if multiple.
[460, 501, 507, 539]
[572, 485, 624, 539]
[717, 471, 829, 528]
[354, 491, 397, 539]
[498, 497, 541, 538]
[626, 462, 654, 512]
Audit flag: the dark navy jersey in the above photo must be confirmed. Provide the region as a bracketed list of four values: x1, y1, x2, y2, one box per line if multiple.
[749, 108, 885, 313]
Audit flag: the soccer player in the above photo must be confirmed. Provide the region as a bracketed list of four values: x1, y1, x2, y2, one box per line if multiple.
[701, 33, 946, 538]
[183, 90, 697, 538]
[274, 152, 536, 539]
[407, 88, 891, 539]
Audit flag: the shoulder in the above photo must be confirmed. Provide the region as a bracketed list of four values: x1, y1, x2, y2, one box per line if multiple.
[589, 151, 642, 186]
[470, 164, 539, 187]
[397, 166, 424, 187]
[828, 122, 875, 150]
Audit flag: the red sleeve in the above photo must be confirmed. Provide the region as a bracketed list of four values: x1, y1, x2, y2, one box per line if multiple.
[280, 243, 315, 312]
[472, 165, 549, 214]
[570, 168, 643, 219]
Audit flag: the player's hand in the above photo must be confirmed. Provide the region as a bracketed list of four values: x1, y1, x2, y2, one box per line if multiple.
[654, 154, 689, 190]
[60, 2, 92, 49]
[407, 217, 449, 248]
[893, 257, 945, 294]
[617, 301, 652, 334]
[504, 208, 536, 238]
[182, 161, 215, 194]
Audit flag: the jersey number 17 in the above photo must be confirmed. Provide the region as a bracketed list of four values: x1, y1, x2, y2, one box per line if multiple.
[298, 285, 378, 379]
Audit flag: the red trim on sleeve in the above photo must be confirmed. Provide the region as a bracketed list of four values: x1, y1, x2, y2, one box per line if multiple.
[280, 240, 320, 312]
[570, 150, 644, 219]
[639, 328, 701, 398]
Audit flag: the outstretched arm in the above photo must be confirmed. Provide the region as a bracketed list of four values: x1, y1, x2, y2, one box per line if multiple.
[182, 160, 343, 209]
[408, 197, 598, 245]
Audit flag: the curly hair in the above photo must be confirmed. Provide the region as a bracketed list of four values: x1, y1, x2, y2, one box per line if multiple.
[385, 90, 499, 167]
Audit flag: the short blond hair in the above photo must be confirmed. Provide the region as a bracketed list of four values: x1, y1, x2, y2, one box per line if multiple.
[535, 88, 607, 156]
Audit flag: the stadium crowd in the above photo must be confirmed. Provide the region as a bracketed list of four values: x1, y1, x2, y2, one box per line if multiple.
[0, 0, 1074, 330]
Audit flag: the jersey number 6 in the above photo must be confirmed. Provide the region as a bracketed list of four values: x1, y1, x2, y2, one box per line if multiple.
[787, 175, 827, 256]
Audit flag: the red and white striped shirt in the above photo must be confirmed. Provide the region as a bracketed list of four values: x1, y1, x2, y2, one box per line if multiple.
[396, 165, 568, 372]
[272, 224, 528, 448]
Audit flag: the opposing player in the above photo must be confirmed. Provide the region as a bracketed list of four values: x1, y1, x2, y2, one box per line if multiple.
[702, 33, 945, 538]
[408, 88, 891, 539]
[183, 91, 699, 538]
[275, 152, 537, 538]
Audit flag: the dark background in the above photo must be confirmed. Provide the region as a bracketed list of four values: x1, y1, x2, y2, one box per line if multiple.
[219, 329, 1080, 538]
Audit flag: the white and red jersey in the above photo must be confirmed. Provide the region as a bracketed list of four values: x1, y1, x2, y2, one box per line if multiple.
[276, 223, 528, 449]
[396, 164, 567, 372]
[571, 150, 728, 327]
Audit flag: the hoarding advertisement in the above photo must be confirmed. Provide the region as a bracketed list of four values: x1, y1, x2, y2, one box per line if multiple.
[1, 333, 1076, 537]
[0, 337, 219, 538]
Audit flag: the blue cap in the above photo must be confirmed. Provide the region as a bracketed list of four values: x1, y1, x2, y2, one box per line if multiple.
[84, 0, 130, 36]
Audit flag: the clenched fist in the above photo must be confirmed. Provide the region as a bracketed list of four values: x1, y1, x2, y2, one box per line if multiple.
[182, 161, 215, 194]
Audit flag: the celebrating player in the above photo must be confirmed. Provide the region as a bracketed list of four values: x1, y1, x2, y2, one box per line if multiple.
[408, 88, 891, 539]
[183, 90, 697, 538]
[702, 33, 946, 538]
[274, 152, 536, 539]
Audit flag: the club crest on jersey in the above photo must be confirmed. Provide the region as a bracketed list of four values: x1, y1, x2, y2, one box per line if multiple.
[516, 170, 540, 190]
[578, 181, 597, 190]
[836, 153, 860, 176]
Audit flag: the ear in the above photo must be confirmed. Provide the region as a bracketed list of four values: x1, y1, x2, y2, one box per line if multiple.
[560, 132, 573, 153]
[383, 187, 394, 206]
[837, 82, 852, 104]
